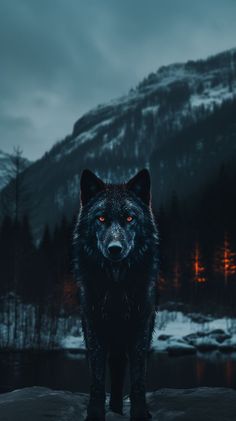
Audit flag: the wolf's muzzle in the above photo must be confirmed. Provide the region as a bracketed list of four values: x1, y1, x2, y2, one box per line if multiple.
[108, 240, 123, 260]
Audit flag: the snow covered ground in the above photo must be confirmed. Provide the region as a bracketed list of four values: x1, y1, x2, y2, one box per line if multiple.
[60, 310, 236, 357]
[0, 386, 235, 421]
[1, 303, 236, 355]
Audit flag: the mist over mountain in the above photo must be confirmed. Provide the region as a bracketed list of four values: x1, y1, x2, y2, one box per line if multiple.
[1, 48, 236, 236]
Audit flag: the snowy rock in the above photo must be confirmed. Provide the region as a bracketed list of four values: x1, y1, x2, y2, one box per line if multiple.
[188, 313, 213, 324]
[191, 337, 220, 352]
[152, 336, 196, 356]
[0, 386, 236, 420]
[183, 332, 207, 342]
[57, 310, 236, 357]
[184, 329, 234, 352]
[166, 339, 196, 356]
[218, 336, 236, 352]
[207, 329, 232, 343]
[158, 334, 172, 341]
[60, 335, 85, 351]
[0, 387, 87, 421]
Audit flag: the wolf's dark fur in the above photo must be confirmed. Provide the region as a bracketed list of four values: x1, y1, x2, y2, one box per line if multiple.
[74, 169, 159, 420]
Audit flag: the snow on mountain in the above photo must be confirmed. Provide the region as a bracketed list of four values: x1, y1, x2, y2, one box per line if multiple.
[190, 83, 234, 109]
[52, 48, 236, 166]
[5, 48, 236, 236]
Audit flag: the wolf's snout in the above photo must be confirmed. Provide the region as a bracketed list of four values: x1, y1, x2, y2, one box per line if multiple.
[108, 241, 123, 259]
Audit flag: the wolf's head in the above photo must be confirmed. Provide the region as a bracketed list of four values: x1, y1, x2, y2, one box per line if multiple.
[77, 169, 157, 263]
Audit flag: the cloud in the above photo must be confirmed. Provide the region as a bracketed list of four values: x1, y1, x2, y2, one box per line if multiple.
[0, 0, 236, 159]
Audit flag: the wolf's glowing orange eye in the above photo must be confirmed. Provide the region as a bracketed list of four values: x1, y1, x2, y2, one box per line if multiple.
[126, 216, 133, 222]
[98, 216, 105, 222]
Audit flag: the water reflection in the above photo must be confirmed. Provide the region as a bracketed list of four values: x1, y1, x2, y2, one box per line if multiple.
[0, 350, 235, 394]
[196, 358, 205, 385]
[148, 351, 236, 390]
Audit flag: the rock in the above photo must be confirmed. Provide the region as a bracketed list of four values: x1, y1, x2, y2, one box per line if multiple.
[158, 334, 172, 341]
[148, 387, 236, 421]
[60, 335, 85, 351]
[209, 329, 227, 335]
[167, 340, 197, 356]
[0, 386, 236, 420]
[207, 330, 231, 343]
[0, 387, 87, 421]
[218, 337, 236, 352]
[188, 313, 213, 323]
[194, 337, 219, 352]
[184, 329, 233, 351]
[184, 332, 207, 343]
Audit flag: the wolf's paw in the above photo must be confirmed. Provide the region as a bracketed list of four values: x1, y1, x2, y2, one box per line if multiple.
[130, 415, 152, 421]
[130, 409, 152, 420]
[109, 399, 123, 415]
[109, 404, 124, 415]
[85, 407, 105, 420]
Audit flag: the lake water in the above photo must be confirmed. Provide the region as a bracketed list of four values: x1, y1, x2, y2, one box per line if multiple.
[0, 350, 235, 394]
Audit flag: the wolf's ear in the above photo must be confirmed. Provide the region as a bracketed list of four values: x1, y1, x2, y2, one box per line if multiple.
[127, 169, 151, 205]
[80, 169, 105, 205]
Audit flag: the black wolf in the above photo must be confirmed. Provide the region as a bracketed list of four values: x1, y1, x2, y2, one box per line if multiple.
[74, 169, 159, 420]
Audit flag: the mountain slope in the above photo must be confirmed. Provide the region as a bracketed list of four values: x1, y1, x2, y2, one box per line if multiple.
[2, 48, 236, 236]
[150, 96, 236, 205]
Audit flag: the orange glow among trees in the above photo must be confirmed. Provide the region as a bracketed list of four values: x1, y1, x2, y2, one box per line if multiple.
[225, 359, 233, 387]
[214, 233, 236, 286]
[193, 243, 206, 283]
[196, 359, 205, 384]
[158, 273, 166, 291]
[63, 279, 78, 308]
[173, 259, 181, 289]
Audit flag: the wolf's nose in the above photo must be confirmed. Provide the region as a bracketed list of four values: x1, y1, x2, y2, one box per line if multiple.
[108, 241, 123, 257]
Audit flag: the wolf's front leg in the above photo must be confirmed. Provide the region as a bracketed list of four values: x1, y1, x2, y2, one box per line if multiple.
[84, 323, 107, 421]
[128, 318, 153, 420]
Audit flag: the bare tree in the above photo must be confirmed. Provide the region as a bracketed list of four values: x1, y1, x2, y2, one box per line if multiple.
[0, 146, 31, 345]
[0, 146, 29, 222]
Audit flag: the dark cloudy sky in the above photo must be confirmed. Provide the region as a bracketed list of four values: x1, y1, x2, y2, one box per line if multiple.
[0, 0, 236, 160]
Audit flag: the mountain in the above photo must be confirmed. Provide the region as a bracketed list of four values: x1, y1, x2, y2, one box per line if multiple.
[0, 150, 31, 191]
[1, 48, 236, 237]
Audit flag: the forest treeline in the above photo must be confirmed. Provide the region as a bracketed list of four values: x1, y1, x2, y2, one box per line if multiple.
[158, 163, 236, 311]
[0, 152, 236, 348]
[0, 214, 79, 349]
[0, 161, 236, 316]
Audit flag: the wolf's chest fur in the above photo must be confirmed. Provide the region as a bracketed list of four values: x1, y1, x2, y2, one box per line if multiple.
[80, 255, 153, 315]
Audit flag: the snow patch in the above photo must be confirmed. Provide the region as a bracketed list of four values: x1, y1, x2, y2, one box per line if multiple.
[141, 105, 159, 115]
[54, 119, 114, 162]
[190, 85, 235, 110]
[101, 127, 125, 151]
[58, 310, 236, 356]
[60, 335, 85, 350]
